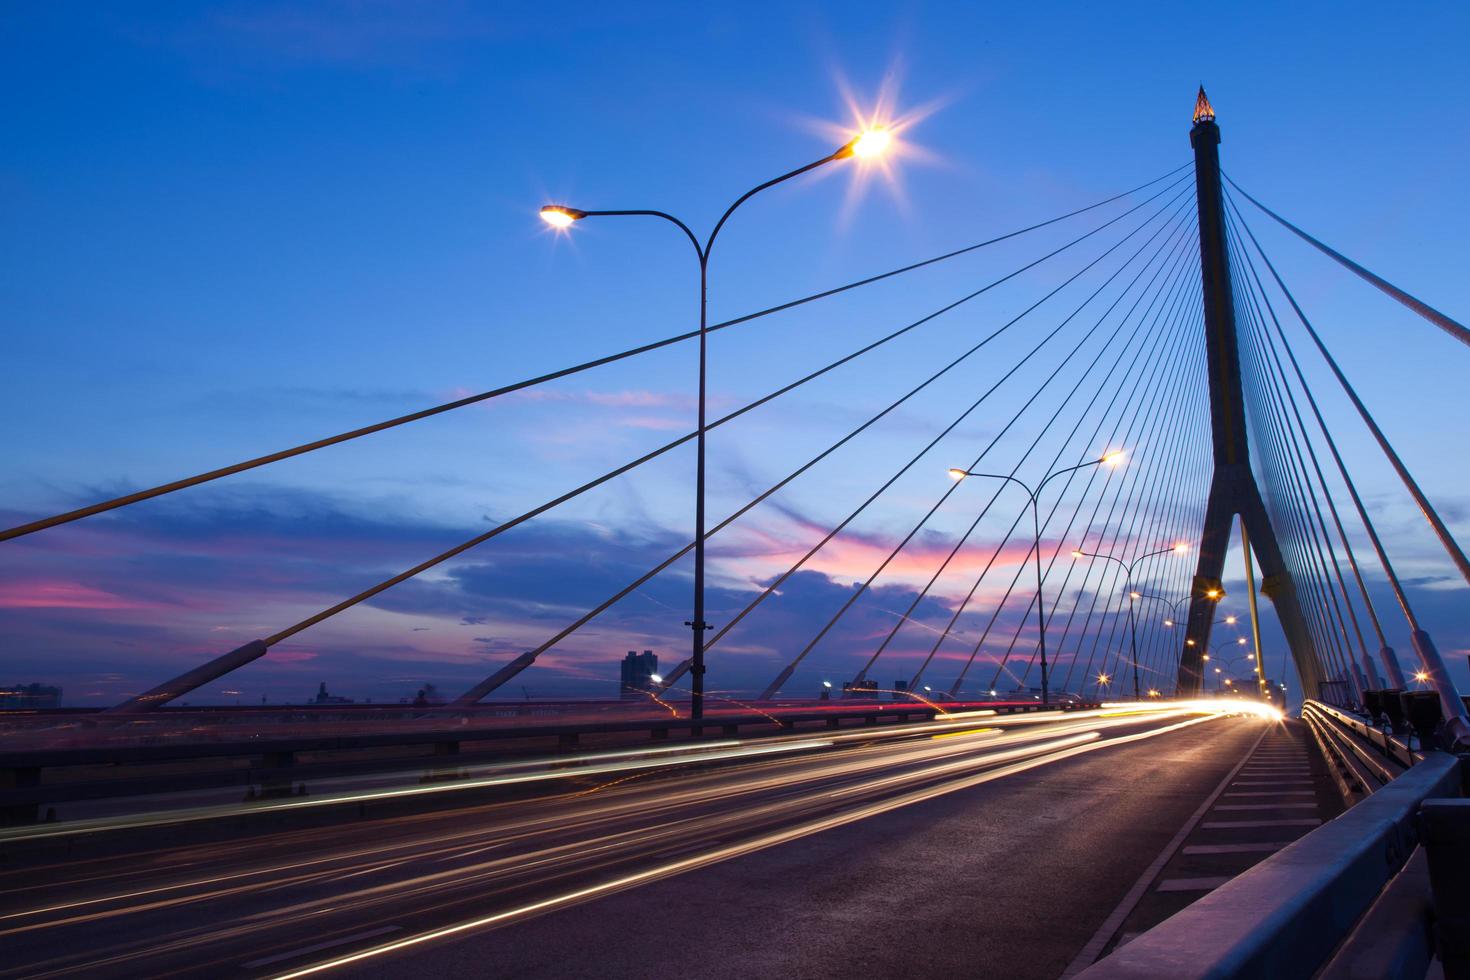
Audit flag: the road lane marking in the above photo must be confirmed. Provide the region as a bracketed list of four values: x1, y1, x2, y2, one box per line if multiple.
[1212, 803, 1317, 811]
[1181, 842, 1293, 855]
[1222, 791, 1314, 797]
[273, 714, 1230, 980]
[1157, 876, 1232, 892]
[1201, 818, 1321, 828]
[1059, 719, 1270, 979]
[242, 927, 401, 968]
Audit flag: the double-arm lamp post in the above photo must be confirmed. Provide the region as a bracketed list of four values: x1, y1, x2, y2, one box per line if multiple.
[1071, 542, 1189, 701]
[947, 452, 1125, 706]
[541, 127, 892, 723]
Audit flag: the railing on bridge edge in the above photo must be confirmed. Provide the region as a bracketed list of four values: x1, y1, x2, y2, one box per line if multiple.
[1079, 699, 1470, 980]
[0, 698, 1097, 825]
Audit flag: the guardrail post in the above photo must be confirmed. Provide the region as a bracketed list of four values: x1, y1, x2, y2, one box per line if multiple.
[251, 750, 297, 800]
[1421, 798, 1470, 978]
[0, 766, 40, 824]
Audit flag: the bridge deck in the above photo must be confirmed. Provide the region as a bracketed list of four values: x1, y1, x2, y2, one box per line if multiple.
[0, 711, 1272, 979]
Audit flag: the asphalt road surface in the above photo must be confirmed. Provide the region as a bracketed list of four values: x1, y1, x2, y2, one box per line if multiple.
[0, 704, 1273, 979]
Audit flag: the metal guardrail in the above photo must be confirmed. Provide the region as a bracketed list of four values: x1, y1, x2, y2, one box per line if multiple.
[1078, 749, 1461, 978]
[0, 700, 1097, 823]
[1306, 699, 1419, 768]
[1078, 701, 1464, 979]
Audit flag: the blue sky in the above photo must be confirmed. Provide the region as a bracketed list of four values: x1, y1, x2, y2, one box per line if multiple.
[2, 1, 1467, 706]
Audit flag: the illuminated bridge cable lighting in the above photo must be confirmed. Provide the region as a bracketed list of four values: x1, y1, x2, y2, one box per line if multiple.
[0, 166, 1190, 547]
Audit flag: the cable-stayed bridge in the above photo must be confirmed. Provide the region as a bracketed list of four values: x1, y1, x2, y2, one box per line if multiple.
[2, 92, 1468, 979]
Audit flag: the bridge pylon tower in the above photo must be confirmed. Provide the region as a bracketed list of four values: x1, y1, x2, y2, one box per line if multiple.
[1175, 88, 1323, 697]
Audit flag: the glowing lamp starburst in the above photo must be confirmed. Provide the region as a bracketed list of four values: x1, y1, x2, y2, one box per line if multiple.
[539, 205, 585, 228]
[850, 127, 892, 158]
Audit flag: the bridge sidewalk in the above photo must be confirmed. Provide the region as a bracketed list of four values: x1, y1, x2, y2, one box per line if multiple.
[1084, 718, 1342, 961]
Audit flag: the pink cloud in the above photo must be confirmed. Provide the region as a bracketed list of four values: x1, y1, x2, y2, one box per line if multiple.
[0, 580, 159, 610]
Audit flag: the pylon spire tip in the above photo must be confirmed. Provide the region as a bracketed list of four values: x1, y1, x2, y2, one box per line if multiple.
[1193, 86, 1215, 125]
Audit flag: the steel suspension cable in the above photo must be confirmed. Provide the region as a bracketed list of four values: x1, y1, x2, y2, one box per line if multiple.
[1233, 264, 1352, 692]
[856, 219, 1200, 685]
[1228, 224, 1374, 682]
[988, 290, 1204, 694]
[949, 248, 1200, 695]
[453, 183, 1202, 700]
[1223, 173, 1470, 350]
[953, 282, 1200, 695]
[0, 167, 1192, 546]
[267, 194, 1202, 657]
[1065, 314, 1208, 696]
[756, 198, 1196, 697]
[905, 235, 1198, 689]
[1225, 197, 1470, 591]
[1054, 297, 1204, 694]
[1055, 347, 1206, 695]
[1222, 196, 1393, 649]
[1221, 193, 1421, 650]
[686, 191, 1195, 692]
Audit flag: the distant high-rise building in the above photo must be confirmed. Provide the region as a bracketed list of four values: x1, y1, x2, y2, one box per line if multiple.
[0, 683, 61, 709]
[311, 681, 354, 705]
[620, 650, 658, 699]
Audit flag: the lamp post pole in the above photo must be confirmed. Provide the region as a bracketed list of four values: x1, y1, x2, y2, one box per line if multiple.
[948, 453, 1124, 705]
[542, 129, 891, 724]
[1073, 544, 1187, 701]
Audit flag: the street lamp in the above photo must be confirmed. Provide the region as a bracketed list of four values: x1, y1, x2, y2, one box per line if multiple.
[1136, 591, 1193, 628]
[1072, 541, 1188, 700]
[947, 451, 1124, 705]
[542, 127, 891, 724]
